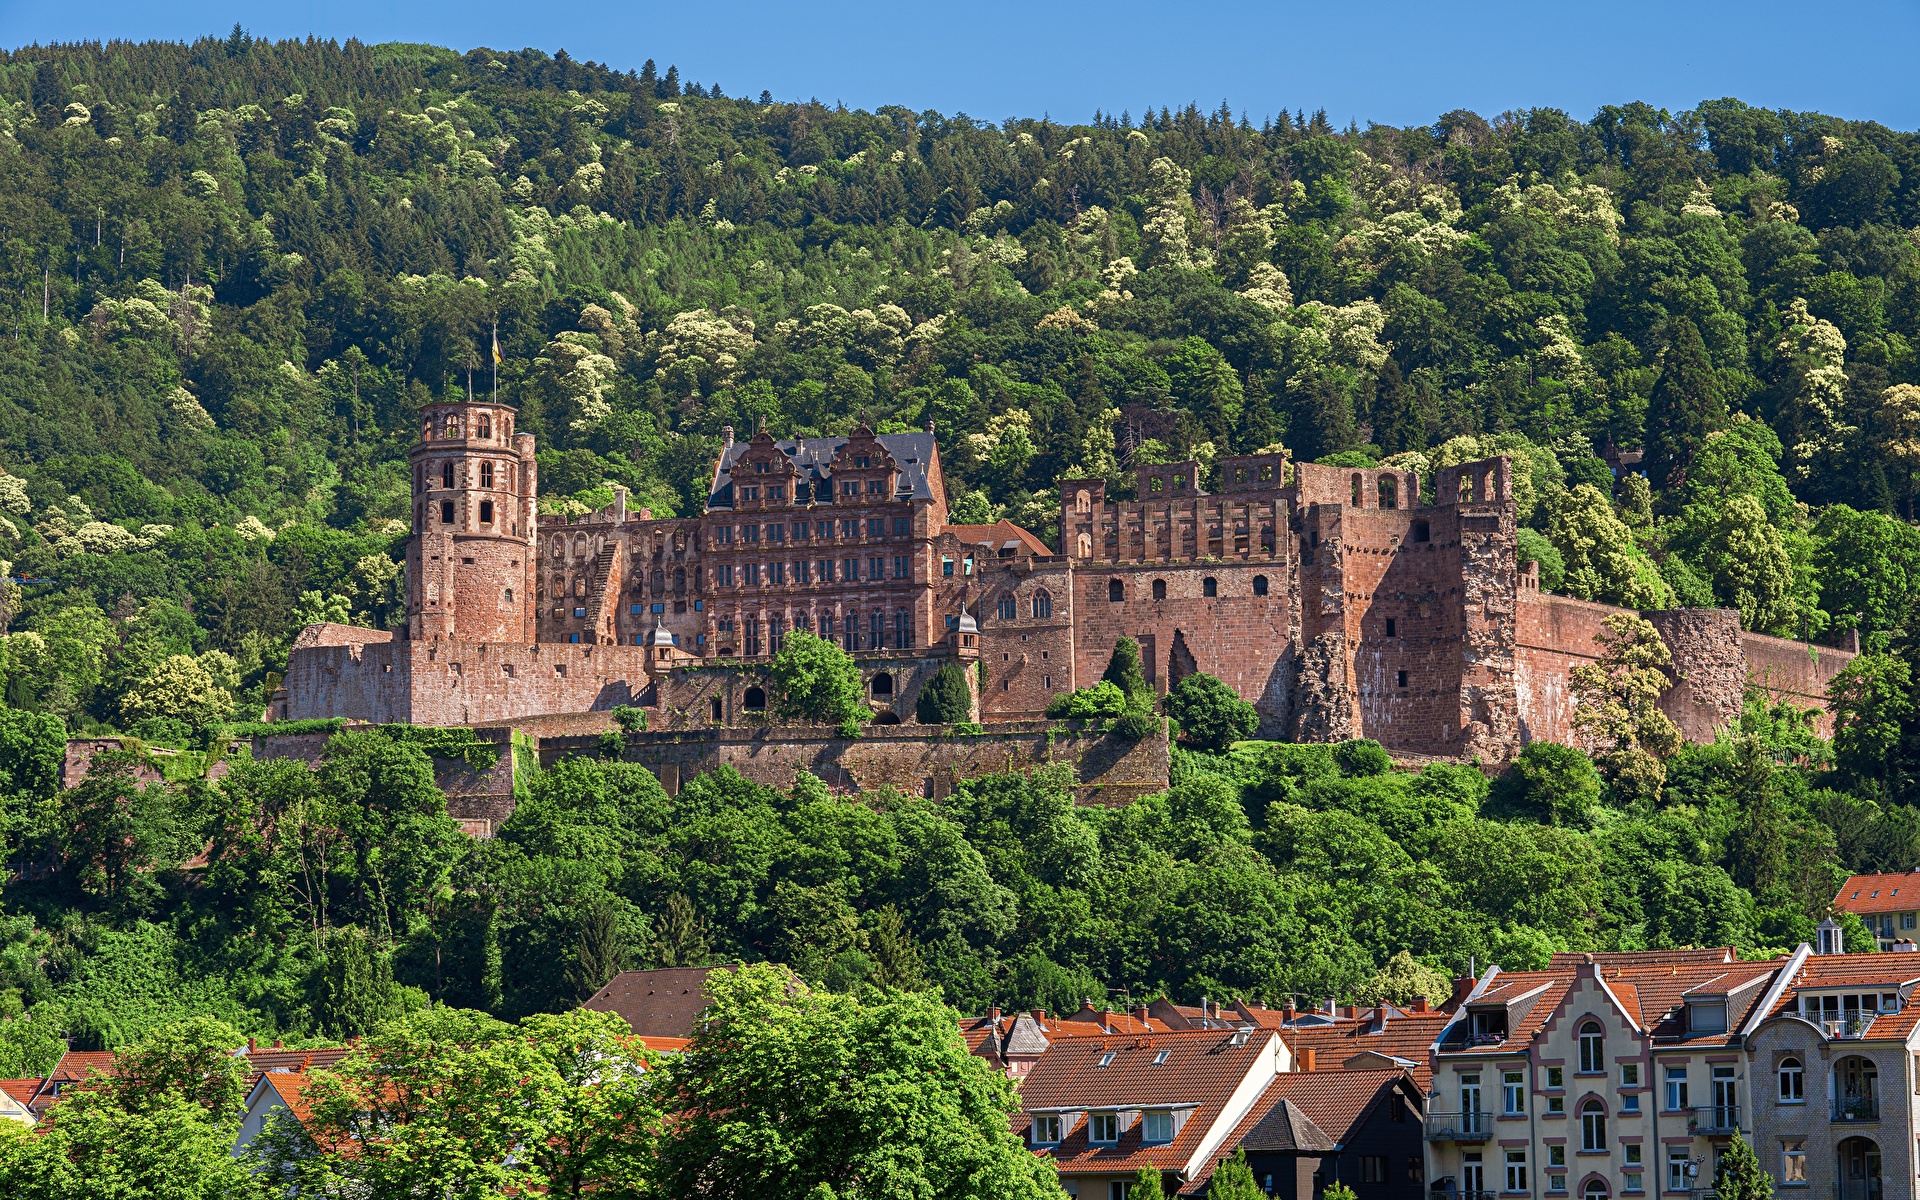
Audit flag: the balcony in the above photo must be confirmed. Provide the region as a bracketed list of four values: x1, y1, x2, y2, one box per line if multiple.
[1688, 1105, 1740, 1134]
[1831, 1095, 1879, 1122]
[1424, 1110, 1492, 1141]
[1824, 1016, 1874, 1040]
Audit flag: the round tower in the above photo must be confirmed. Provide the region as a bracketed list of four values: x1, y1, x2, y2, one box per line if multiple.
[407, 400, 538, 643]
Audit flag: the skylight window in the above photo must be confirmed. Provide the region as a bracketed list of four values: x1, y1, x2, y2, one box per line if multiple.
[1096, 1052, 1116, 1068]
[1153, 1050, 1171, 1065]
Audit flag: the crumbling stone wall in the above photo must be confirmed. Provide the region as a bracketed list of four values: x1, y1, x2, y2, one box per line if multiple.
[1646, 609, 1747, 743]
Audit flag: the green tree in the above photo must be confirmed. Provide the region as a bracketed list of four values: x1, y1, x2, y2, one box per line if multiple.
[768, 630, 868, 736]
[1829, 653, 1914, 786]
[1102, 636, 1153, 708]
[1207, 1149, 1264, 1200]
[1545, 485, 1675, 609]
[1644, 316, 1726, 495]
[1488, 742, 1603, 827]
[1691, 494, 1798, 635]
[310, 924, 403, 1039]
[654, 964, 1059, 1200]
[916, 660, 975, 724]
[1570, 614, 1683, 803]
[1355, 950, 1452, 1007]
[1164, 672, 1259, 751]
[1128, 1165, 1167, 1200]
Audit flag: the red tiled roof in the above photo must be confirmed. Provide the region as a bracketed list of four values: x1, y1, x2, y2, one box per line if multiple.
[1278, 1010, 1451, 1089]
[246, 1047, 352, 1077]
[0, 1079, 35, 1105]
[1017, 1029, 1279, 1179]
[1548, 949, 1737, 968]
[1759, 951, 1920, 1040]
[942, 520, 1053, 557]
[1835, 872, 1920, 915]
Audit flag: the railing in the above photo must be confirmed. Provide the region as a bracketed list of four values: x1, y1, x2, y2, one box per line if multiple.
[1688, 1104, 1740, 1134]
[1429, 1191, 1498, 1200]
[1424, 1110, 1492, 1141]
[1825, 1016, 1874, 1039]
[1832, 1095, 1880, 1122]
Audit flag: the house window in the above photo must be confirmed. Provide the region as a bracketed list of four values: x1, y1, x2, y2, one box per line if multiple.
[1667, 1148, 1689, 1192]
[998, 594, 1017, 620]
[480, 461, 494, 488]
[1411, 518, 1430, 543]
[1151, 578, 1166, 600]
[1252, 575, 1268, 596]
[1622, 1092, 1639, 1113]
[1089, 1112, 1118, 1144]
[1580, 1099, 1606, 1151]
[1109, 579, 1124, 602]
[1032, 591, 1052, 618]
[1906, 913, 1917, 930]
[1031, 1115, 1061, 1145]
[1397, 670, 1408, 688]
[1202, 577, 1217, 597]
[1665, 1066, 1688, 1111]
[1579, 1022, 1604, 1072]
[1096, 1052, 1115, 1068]
[1781, 1138, 1805, 1183]
[441, 461, 455, 489]
[1504, 1149, 1527, 1191]
[942, 556, 954, 577]
[1503, 1071, 1525, 1114]
[1363, 1155, 1390, 1183]
[1621, 1063, 1639, 1087]
[1385, 616, 1397, 637]
[479, 500, 494, 524]
[477, 414, 491, 438]
[1143, 1111, 1174, 1143]
[1778, 1057, 1803, 1103]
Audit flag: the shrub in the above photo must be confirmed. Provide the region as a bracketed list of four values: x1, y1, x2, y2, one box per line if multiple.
[1045, 680, 1128, 720]
[768, 630, 866, 730]
[916, 661, 973, 724]
[1163, 672, 1258, 751]
[1101, 636, 1152, 706]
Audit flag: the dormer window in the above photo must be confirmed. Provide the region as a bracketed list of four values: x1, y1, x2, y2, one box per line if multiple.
[756, 462, 768, 473]
[1090, 1112, 1119, 1144]
[1143, 1110, 1175, 1143]
[856, 456, 871, 468]
[1470, 1009, 1507, 1042]
[1032, 1115, 1062, 1145]
[1688, 1000, 1727, 1034]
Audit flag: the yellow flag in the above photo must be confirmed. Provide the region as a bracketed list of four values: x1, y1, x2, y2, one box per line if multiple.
[491, 328, 502, 365]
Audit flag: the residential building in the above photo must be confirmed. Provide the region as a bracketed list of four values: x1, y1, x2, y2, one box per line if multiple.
[1833, 871, 1920, 950]
[1014, 1026, 1291, 1198]
[1207, 1068, 1428, 1200]
[1425, 949, 1787, 1200]
[580, 965, 736, 1039]
[1746, 938, 1920, 1200]
[0, 1079, 35, 1127]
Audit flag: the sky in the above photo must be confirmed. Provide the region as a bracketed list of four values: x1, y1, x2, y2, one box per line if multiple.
[0, 0, 1915, 131]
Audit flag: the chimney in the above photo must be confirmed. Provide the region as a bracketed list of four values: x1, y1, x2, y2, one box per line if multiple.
[1080, 998, 1096, 1013]
[247, 1038, 257, 1052]
[722, 424, 735, 447]
[1411, 997, 1429, 1014]
[988, 1006, 1001, 1022]
[1300, 1047, 1317, 1072]
[1447, 976, 1475, 1010]
[1282, 997, 1296, 1024]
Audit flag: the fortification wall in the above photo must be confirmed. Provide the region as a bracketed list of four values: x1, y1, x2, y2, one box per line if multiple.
[281, 635, 652, 726]
[542, 721, 1170, 806]
[1514, 592, 1615, 746]
[1743, 632, 1850, 735]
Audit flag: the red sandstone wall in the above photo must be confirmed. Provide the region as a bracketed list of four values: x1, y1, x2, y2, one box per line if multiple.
[1514, 593, 1617, 746]
[1743, 632, 1852, 735]
[282, 640, 655, 726]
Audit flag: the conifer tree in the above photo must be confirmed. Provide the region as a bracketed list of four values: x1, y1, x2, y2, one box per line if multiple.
[1645, 316, 1726, 496]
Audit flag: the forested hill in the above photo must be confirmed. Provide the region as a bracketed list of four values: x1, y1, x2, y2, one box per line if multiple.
[5, 28, 1920, 1065]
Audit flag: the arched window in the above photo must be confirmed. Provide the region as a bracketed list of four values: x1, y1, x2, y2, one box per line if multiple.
[743, 687, 767, 711]
[1202, 577, 1217, 598]
[997, 594, 1017, 621]
[1109, 579, 1124, 603]
[1152, 579, 1167, 601]
[1378, 477, 1397, 509]
[1579, 1099, 1606, 1152]
[1075, 489, 1091, 514]
[870, 673, 894, 696]
[1779, 1057, 1804, 1103]
[1252, 575, 1269, 596]
[1835, 1055, 1879, 1120]
[477, 414, 491, 439]
[1459, 474, 1475, 502]
[1032, 591, 1052, 619]
[441, 461, 455, 490]
[1582, 1181, 1609, 1200]
[1077, 533, 1092, 557]
[1579, 1022, 1604, 1073]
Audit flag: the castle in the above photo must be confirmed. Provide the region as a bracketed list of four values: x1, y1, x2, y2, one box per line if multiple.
[275, 399, 1852, 760]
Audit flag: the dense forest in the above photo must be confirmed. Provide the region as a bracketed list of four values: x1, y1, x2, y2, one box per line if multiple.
[0, 30, 1918, 1062]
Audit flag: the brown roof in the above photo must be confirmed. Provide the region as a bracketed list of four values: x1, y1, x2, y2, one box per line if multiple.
[245, 1047, 352, 1077]
[1759, 951, 1920, 1040]
[1017, 1029, 1279, 1179]
[942, 519, 1053, 557]
[581, 966, 734, 1039]
[1548, 948, 1737, 968]
[1836, 872, 1920, 915]
[0, 1079, 35, 1106]
[1280, 1009, 1452, 1088]
[1186, 1069, 1417, 1195]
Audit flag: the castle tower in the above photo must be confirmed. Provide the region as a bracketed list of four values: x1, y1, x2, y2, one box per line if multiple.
[407, 400, 538, 643]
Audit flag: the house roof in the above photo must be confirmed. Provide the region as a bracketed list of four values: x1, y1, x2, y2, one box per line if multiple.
[0, 1079, 35, 1106]
[1017, 1029, 1278, 1179]
[1280, 1009, 1452, 1088]
[1187, 1069, 1415, 1195]
[1758, 951, 1920, 1040]
[710, 431, 940, 509]
[1836, 872, 1920, 915]
[582, 966, 733, 1039]
[245, 1046, 352, 1078]
[943, 520, 1053, 558]
[1548, 948, 1737, 968]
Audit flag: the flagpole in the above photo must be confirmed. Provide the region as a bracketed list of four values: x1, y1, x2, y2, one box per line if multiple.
[491, 320, 500, 401]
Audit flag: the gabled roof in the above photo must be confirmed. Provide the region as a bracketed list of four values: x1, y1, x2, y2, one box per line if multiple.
[582, 966, 734, 1039]
[1758, 950, 1920, 1040]
[1189, 1069, 1416, 1195]
[1236, 1098, 1334, 1153]
[1279, 1008, 1451, 1088]
[942, 520, 1053, 557]
[1017, 1029, 1278, 1180]
[1835, 871, 1920, 915]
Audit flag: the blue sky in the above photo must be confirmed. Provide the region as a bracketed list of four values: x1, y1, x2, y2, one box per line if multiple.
[0, 0, 1914, 131]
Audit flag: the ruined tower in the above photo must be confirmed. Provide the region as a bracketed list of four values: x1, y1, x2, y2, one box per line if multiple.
[406, 400, 538, 643]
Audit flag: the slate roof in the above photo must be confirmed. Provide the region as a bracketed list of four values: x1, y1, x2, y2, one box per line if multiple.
[1835, 871, 1920, 915]
[1016, 1028, 1278, 1180]
[709, 432, 939, 508]
[582, 966, 733, 1039]
[1186, 1069, 1417, 1195]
